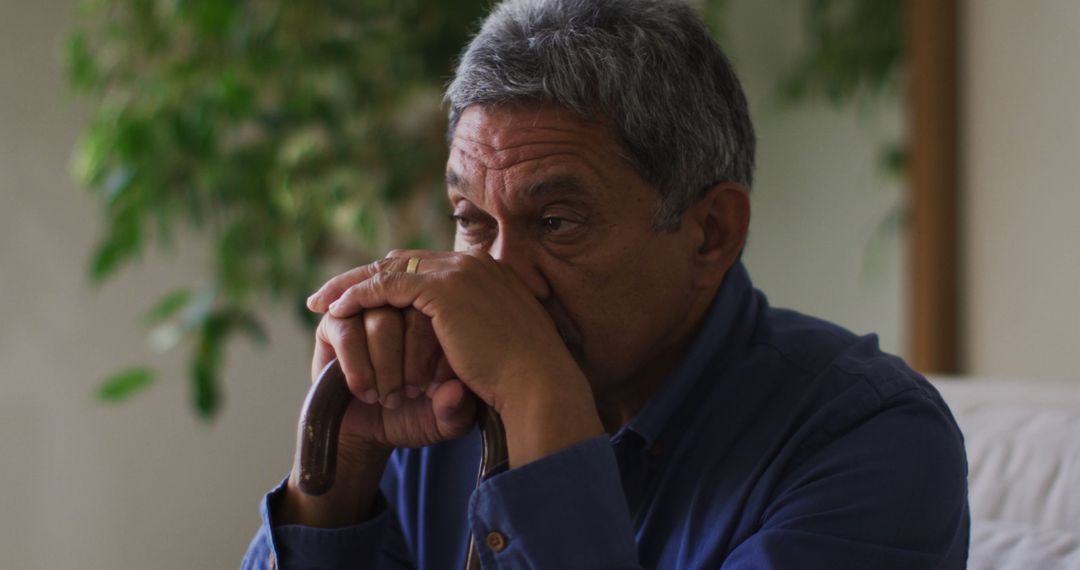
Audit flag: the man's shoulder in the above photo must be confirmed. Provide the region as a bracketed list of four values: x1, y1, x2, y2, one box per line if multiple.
[750, 305, 935, 402]
[720, 305, 967, 528]
[750, 306, 860, 376]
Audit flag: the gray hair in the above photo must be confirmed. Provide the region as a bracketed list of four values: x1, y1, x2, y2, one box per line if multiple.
[445, 0, 755, 230]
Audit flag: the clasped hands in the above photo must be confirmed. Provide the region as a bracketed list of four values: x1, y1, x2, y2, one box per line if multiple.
[304, 250, 604, 468]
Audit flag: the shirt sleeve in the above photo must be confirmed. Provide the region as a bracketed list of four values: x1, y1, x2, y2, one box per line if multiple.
[239, 477, 413, 570]
[720, 394, 970, 569]
[467, 435, 643, 569]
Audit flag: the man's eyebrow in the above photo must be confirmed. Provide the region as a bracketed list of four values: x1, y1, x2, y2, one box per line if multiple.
[446, 168, 479, 201]
[446, 169, 464, 189]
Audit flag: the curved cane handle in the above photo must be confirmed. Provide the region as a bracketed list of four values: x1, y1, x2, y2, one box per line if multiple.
[295, 357, 507, 570]
[296, 358, 352, 495]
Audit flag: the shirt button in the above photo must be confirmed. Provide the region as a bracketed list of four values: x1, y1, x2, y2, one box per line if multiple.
[485, 530, 508, 553]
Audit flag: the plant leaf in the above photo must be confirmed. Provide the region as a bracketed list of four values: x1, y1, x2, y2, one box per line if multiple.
[89, 209, 142, 282]
[191, 313, 225, 419]
[140, 289, 193, 327]
[192, 356, 219, 419]
[66, 30, 100, 90]
[226, 310, 269, 347]
[96, 367, 155, 402]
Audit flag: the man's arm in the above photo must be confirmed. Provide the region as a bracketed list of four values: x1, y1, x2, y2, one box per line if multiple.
[241, 438, 647, 570]
[722, 395, 969, 569]
[277, 445, 391, 528]
[240, 475, 412, 570]
[466, 435, 643, 569]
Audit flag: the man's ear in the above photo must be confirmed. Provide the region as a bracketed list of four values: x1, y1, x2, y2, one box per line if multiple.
[686, 182, 750, 289]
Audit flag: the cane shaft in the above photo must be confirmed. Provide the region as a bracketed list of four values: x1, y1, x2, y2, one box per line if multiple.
[464, 404, 508, 570]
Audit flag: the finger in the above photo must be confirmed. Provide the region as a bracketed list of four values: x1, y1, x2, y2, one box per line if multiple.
[307, 263, 384, 313]
[383, 248, 452, 261]
[319, 314, 379, 404]
[425, 354, 457, 397]
[430, 379, 477, 439]
[311, 318, 336, 383]
[329, 271, 430, 318]
[403, 308, 441, 399]
[307, 251, 453, 312]
[423, 356, 454, 399]
[364, 307, 405, 409]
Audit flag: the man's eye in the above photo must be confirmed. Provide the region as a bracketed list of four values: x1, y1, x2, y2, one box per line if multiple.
[541, 217, 582, 235]
[450, 215, 477, 230]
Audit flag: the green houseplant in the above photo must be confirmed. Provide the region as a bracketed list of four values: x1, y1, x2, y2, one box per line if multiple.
[67, 0, 901, 418]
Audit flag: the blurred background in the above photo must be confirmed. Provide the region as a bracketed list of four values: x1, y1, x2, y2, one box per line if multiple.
[1, 0, 1077, 568]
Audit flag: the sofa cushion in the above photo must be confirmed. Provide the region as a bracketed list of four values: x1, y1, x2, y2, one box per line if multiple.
[933, 377, 1080, 531]
[969, 519, 1080, 570]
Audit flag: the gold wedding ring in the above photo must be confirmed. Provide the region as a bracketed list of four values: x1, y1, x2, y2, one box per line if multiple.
[405, 257, 421, 274]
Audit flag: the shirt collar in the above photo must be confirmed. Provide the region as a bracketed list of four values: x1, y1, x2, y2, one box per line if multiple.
[616, 261, 757, 449]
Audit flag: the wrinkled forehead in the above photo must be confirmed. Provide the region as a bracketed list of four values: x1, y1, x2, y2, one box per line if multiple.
[448, 103, 630, 172]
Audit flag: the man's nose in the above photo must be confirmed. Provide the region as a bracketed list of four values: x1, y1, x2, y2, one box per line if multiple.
[488, 232, 551, 301]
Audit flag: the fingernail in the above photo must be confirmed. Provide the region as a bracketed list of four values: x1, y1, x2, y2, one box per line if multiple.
[363, 388, 379, 404]
[425, 382, 443, 399]
[404, 385, 421, 399]
[306, 292, 320, 309]
[382, 391, 402, 410]
[328, 300, 341, 313]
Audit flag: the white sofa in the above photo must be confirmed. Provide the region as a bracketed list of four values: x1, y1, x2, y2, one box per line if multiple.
[931, 377, 1080, 569]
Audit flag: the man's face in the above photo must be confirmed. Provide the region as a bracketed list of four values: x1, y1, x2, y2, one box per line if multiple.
[447, 104, 707, 398]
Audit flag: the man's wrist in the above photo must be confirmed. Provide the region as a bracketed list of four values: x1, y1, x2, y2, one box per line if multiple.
[278, 446, 392, 528]
[499, 368, 604, 469]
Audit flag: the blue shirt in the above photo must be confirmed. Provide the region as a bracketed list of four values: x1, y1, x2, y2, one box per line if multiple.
[242, 262, 969, 569]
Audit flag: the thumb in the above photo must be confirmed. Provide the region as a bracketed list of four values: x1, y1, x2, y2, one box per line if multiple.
[432, 379, 477, 439]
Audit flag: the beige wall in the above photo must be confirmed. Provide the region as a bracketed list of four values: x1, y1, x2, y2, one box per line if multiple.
[962, 0, 1080, 381]
[0, 2, 311, 568]
[727, 0, 906, 355]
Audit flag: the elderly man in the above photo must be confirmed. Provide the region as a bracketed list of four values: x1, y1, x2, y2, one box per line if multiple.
[242, 0, 969, 568]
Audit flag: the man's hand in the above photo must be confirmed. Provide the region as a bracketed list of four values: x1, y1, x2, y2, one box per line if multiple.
[280, 250, 605, 529]
[309, 250, 605, 469]
[279, 307, 478, 528]
[311, 309, 478, 453]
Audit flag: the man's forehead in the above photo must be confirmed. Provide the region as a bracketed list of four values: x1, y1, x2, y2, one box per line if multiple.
[444, 142, 603, 207]
[446, 166, 592, 202]
[450, 104, 624, 169]
[455, 102, 603, 138]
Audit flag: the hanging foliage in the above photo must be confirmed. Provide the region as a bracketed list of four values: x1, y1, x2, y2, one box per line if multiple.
[68, 0, 902, 418]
